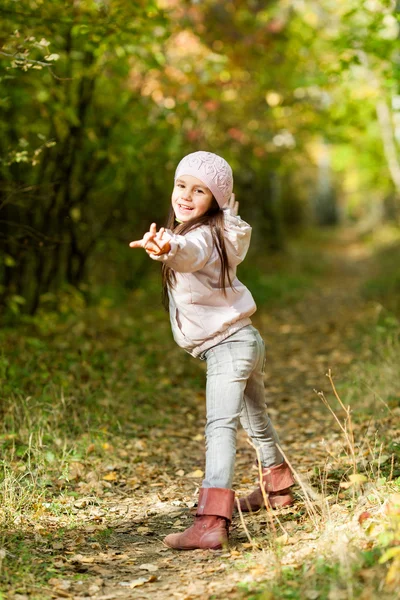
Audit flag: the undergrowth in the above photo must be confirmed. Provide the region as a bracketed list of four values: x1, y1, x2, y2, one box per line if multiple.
[0, 234, 399, 598]
[236, 234, 400, 599]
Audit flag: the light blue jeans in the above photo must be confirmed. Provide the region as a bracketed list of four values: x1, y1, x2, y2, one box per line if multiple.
[200, 325, 284, 489]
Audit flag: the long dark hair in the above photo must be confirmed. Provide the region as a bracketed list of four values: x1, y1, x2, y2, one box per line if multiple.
[161, 198, 234, 310]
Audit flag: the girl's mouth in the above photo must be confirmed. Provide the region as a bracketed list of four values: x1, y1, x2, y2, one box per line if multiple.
[178, 204, 193, 212]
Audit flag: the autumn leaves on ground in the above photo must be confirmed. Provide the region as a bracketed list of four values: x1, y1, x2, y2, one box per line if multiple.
[1, 231, 400, 600]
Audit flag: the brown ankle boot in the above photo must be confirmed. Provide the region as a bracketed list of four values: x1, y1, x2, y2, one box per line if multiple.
[238, 462, 295, 513]
[164, 487, 235, 550]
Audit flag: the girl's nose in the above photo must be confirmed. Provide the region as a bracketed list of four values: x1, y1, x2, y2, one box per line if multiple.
[181, 190, 192, 201]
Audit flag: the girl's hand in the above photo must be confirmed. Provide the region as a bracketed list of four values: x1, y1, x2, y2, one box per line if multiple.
[227, 193, 239, 216]
[129, 223, 171, 256]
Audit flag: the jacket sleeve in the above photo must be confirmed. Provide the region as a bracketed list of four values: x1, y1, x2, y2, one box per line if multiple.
[223, 208, 252, 266]
[149, 226, 214, 273]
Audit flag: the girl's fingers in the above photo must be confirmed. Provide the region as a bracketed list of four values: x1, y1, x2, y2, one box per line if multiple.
[228, 193, 238, 215]
[130, 223, 164, 250]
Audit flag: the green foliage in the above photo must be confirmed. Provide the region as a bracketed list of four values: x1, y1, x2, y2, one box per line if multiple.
[361, 241, 400, 316]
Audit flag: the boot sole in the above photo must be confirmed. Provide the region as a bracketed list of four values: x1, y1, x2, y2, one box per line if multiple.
[164, 541, 224, 550]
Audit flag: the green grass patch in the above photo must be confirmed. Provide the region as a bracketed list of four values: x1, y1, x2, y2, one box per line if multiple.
[239, 549, 389, 599]
[361, 241, 400, 316]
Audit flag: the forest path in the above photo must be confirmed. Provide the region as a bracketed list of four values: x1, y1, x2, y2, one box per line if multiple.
[56, 234, 381, 600]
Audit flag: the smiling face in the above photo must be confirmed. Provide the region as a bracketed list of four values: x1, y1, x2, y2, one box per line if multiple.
[171, 174, 214, 222]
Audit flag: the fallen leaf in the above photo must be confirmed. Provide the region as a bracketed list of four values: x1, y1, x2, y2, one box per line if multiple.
[103, 472, 117, 482]
[250, 565, 265, 576]
[86, 443, 96, 454]
[276, 532, 289, 545]
[358, 511, 372, 525]
[379, 547, 400, 564]
[70, 554, 95, 564]
[69, 462, 85, 480]
[305, 591, 320, 600]
[119, 575, 157, 588]
[48, 578, 72, 591]
[139, 563, 158, 572]
[137, 526, 151, 534]
[348, 473, 368, 485]
[186, 469, 204, 478]
[52, 541, 64, 550]
[385, 556, 400, 586]
[74, 498, 88, 508]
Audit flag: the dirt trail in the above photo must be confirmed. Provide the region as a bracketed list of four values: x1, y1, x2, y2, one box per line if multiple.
[60, 238, 380, 600]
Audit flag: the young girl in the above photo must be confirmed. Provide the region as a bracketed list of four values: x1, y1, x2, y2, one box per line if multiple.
[129, 151, 294, 551]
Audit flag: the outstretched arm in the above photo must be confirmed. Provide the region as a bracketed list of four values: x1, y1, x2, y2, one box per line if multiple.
[129, 223, 171, 256]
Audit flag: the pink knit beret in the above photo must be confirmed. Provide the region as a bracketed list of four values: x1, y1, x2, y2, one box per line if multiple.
[174, 151, 233, 208]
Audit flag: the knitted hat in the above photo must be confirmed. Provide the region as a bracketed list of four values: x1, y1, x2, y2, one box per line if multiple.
[174, 151, 233, 208]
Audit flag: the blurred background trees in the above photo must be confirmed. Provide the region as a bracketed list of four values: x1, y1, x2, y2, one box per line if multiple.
[1, 0, 399, 316]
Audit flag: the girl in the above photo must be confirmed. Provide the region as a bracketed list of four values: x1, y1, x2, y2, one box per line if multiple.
[129, 151, 294, 551]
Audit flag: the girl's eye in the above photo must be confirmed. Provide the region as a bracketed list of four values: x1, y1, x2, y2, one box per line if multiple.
[196, 189, 204, 194]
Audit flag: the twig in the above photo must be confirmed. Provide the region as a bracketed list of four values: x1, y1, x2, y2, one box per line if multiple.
[327, 369, 356, 458]
[248, 440, 278, 536]
[315, 370, 358, 474]
[276, 444, 321, 528]
[389, 454, 395, 481]
[235, 497, 258, 550]
[0, 51, 73, 81]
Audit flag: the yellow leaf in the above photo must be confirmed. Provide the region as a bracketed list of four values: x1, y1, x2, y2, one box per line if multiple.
[128, 578, 147, 588]
[103, 472, 117, 482]
[276, 532, 289, 545]
[186, 469, 204, 478]
[137, 526, 150, 534]
[385, 557, 400, 586]
[379, 547, 400, 564]
[251, 566, 265, 576]
[130, 575, 157, 588]
[348, 474, 368, 485]
[139, 563, 158, 572]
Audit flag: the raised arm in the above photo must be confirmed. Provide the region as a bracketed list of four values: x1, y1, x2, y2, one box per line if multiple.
[223, 195, 252, 266]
